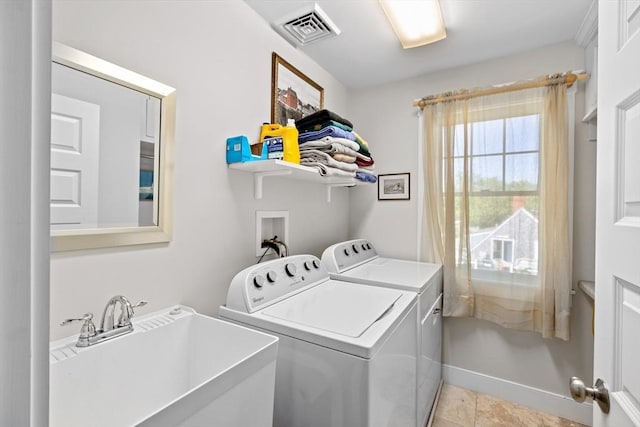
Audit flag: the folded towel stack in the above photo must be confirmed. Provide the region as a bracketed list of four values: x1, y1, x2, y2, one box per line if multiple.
[296, 109, 376, 183]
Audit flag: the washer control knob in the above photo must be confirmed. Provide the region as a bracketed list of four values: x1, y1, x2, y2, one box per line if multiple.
[361, 243, 367, 251]
[312, 259, 321, 269]
[366, 243, 372, 250]
[304, 261, 312, 271]
[285, 263, 297, 277]
[344, 248, 351, 256]
[352, 244, 359, 253]
[266, 271, 277, 283]
[253, 275, 265, 288]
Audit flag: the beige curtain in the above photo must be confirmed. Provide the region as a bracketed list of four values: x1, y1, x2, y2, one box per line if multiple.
[422, 91, 474, 317]
[421, 78, 572, 339]
[540, 84, 571, 340]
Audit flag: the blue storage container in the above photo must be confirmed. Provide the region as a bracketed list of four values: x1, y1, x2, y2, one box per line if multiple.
[226, 135, 267, 164]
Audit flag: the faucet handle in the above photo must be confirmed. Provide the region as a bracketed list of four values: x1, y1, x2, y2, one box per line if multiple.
[61, 312, 94, 326]
[61, 313, 97, 347]
[127, 300, 148, 321]
[117, 299, 148, 327]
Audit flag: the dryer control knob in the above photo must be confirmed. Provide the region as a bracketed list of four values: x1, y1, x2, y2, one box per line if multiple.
[285, 263, 297, 277]
[266, 271, 277, 283]
[253, 275, 265, 288]
[352, 244, 359, 253]
[361, 243, 367, 251]
[312, 259, 321, 269]
[304, 261, 312, 271]
[343, 248, 351, 256]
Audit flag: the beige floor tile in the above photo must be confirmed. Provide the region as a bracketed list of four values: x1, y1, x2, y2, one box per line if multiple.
[433, 384, 476, 427]
[475, 393, 542, 426]
[431, 416, 468, 427]
[559, 419, 589, 427]
[431, 384, 588, 427]
[538, 411, 589, 427]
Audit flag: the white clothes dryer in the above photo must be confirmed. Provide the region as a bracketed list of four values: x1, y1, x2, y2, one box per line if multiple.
[219, 254, 418, 427]
[321, 240, 443, 427]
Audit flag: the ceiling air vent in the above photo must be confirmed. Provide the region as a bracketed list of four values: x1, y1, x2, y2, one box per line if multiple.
[274, 3, 341, 47]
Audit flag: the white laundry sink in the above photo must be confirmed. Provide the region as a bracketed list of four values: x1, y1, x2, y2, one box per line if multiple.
[49, 306, 278, 427]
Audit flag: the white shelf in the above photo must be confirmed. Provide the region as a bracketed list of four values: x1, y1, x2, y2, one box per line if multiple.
[582, 106, 597, 122]
[229, 159, 370, 202]
[582, 107, 597, 142]
[578, 280, 595, 301]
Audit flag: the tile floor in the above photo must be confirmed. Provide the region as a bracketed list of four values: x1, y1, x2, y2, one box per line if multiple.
[430, 384, 589, 427]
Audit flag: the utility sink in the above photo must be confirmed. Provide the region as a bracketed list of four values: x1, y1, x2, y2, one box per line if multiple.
[49, 306, 278, 427]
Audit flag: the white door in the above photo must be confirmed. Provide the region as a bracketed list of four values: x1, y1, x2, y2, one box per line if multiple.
[50, 93, 100, 228]
[589, 0, 640, 426]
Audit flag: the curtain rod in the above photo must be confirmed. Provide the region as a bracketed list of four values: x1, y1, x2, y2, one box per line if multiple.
[413, 72, 589, 109]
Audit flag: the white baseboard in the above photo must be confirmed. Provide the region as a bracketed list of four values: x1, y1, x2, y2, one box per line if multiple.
[442, 364, 593, 426]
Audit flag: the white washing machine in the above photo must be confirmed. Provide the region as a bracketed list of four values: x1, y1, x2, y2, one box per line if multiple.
[219, 254, 418, 427]
[321, 240, 443, 427]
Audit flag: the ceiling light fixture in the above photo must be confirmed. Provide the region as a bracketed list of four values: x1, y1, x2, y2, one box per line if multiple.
[379, 0, 447, 49]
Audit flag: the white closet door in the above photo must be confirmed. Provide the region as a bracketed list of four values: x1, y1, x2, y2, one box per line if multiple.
[593, 0, 640, 426]
[50, 93, 100, 228]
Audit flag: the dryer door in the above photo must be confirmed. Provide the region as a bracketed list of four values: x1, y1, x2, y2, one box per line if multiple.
[339, 258, 442, 293]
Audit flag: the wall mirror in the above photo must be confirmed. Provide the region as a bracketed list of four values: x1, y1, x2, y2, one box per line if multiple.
[51, 42, 176, 251]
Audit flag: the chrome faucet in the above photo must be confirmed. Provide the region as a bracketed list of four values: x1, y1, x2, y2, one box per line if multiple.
[62, 295, 148, 347]
[101, 295, 145, 331]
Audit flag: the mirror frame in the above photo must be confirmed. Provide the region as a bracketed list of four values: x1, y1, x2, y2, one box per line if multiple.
[51, 42, 176, 251]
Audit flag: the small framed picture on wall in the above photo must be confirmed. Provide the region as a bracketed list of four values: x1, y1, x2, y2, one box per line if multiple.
[378, 173, 410, 201]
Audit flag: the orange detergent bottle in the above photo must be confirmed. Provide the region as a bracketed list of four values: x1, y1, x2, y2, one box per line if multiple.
[259, 119, 300, 164]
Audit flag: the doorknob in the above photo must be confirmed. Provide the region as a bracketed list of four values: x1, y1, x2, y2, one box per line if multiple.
[569, 377, 610, 414]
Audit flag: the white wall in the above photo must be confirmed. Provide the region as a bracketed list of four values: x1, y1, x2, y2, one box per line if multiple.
[348, 41, 595, 399]
[50, 0, 351, 340]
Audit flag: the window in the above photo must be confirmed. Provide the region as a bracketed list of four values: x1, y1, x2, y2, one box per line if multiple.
[421, 78, 574, 337]
[492, 238, 514, 262]
[454, 114, 540, 282]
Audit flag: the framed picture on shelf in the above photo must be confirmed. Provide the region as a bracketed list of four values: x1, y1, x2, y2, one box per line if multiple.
[271, 52, 324, 126]
[378, 173, 410, 201]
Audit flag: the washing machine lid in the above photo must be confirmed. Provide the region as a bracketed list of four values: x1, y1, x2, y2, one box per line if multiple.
[262, 280, 402, 338]
[337, 257, 442, 293]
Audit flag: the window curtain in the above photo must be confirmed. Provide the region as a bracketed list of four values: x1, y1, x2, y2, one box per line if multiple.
[421, 77, 572, 340]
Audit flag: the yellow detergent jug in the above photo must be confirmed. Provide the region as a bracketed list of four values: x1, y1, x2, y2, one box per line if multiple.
[259, 119, 300, 164]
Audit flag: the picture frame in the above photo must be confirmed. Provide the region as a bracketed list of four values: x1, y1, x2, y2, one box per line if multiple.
[378, 173, 411, 201]
[271, 52, 324, 126]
